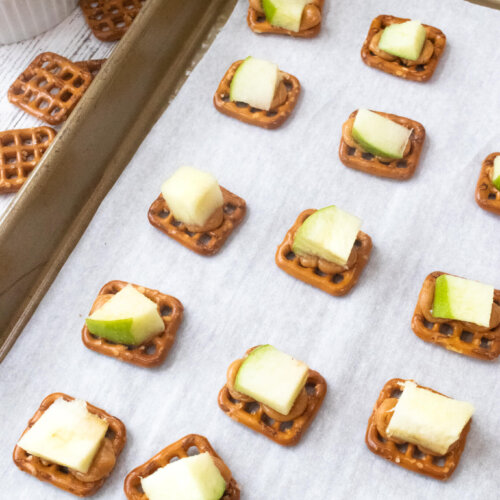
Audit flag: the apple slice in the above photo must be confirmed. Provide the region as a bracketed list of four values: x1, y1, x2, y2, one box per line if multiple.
[161, 166, 223, 228]
[86, 284, 164, 346]
[229, 56, 279, 111]
[386, 381, 474, 456]
[433, 274, 494, 327]
[493, 156, 500, 190]
[292, 206, 362, 266]
[261, 0, 309, 32]
[352, 109, 412, 159]
[17, 398, 108, 474]
[378, 20, 427, 61]
[234, 345, 309, 415]
[141, 452, 226, 500]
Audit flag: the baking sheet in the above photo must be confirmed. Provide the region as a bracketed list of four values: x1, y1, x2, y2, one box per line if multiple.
[1, 0, 500, 498]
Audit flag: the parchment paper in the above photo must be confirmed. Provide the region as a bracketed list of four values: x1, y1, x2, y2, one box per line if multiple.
[1, 1, 500, 498]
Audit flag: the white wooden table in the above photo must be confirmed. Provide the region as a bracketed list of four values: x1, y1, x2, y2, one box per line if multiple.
[0, 6, 115, 216]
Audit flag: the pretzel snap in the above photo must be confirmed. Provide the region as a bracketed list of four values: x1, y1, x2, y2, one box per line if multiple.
[13, 393, 126, 497]
[361, 15, 446, 82]
[475, 152, 500, 216]
[82, 280, 183, 367]
[213, 60, 300, 130]
[275, 209, 372, 296]
[124, 434, 240, 499]
[339, 110, 425, 180]
[80, 0, 146, 42]
[0, 127, 56, 194]
[148, 186, 246, 256]
[247, 0, 324, 38]
[366, 379, 471, 480]
[8, 52, 93, 126]
[218, 346, 327, 446]
[411, 272, 500, 361]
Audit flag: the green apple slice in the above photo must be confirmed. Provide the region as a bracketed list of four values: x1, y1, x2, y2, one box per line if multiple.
[141, 452, 226, 500]
[161, 166, 223, 227]
[378, 20, 427, 61]
[262, 0, 309, 32]
[433, 274, 494, 327]
[86, 284, 164, 346]
[229, 56, 279, 111]
[352, 109, 412, 159]
[493, 156, 500, 190]
[17, 398, 108, 474]
[386, 381, 474, 456]
[234, 345, 309, 415]
[292, 206, 362, 266]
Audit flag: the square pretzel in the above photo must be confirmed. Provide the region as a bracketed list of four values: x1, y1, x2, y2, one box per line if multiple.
[275, 209, 372, 296]
[360, 15, 446, 82]
[148, 187, 246, 256]
[365, 378, 471, 480]
[8, 52, 93, 126]
[475, 152, 500, 215]
[80, 0, 146, 42]
[74, 59, 107, 79]
[339, 110, 426, 180]
[124, 434, 240, 499]
[213, 60, 301, 130]
[247, 0, 325, 38]
[13, 393, 126, 497]
[82, 280, 183, 367]
[411, 272, 500, 361]
[0, 127, 56, 194]
[218, 362, 327, 446]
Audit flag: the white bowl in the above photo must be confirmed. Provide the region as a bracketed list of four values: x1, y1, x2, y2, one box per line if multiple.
[0, 0, 78, 45]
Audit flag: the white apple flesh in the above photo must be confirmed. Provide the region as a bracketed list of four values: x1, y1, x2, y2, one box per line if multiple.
[262, 0, 310, 32]
[140, 452, 226, 500]
[378, 20, 427, 61]
[17, 399, 108, 474]
[229, 56, 279, 111]
[161, 166, 223, 228]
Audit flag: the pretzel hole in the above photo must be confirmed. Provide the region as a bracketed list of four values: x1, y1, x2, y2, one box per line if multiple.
[235, 101, 247, 108]
[488, 193, 497, 200]
[38, 78, 48, 88]
[21, 137, 32, 145]
[433, 455, 446, 467]
[114, 20, 127, 29]
[169, 455, 180, 463]
[438, 323, 453, 336]
[58, 465, 69, 474]
[221, 94, 230, 103]
[396, 443, 408, 453]
[60, 91, 73, 102]
[157, 209, 170, 219]
[266, 110, 278, 117]
[261, 413, 275, 426]
[38, 100, 49, 110]
[354, 239, 362, 248]
[228, 394, 238, 404]
[50, 65, 62, 75]
[305, 382, 316, 395]
[390, 388, 402, 399]
[460, 331, 474, 343]
[280, 421, 293, 431]
[187, 446, 200, 457]
[185, 229, 195, 237]
[331, 274, 344, 284]
[379, 160, 391, 166]
[161, 305, 172, 317]
[244, 402, 260, 414]
[170, 219, 182, 227]
[423, 319, 434, 329]
[284, 80, 293, 91]
[37, 133, 50, 143]
[412, 447, 425, 459]
[314, 268, 326, 277]
[99, 24, 111, 32]
[50, 107, 62, 117]
[285, 251, 296, 261]
[41, 60, 50, 68]
[257, 15, 266, 22]
[73, 77, 85, 88]
[346, 146, 356, 156]
[224, 203, 236, 215]
[249, 107, 259, 113]
[361, 152, 374, 160]
[49, 86, 60, 95]
[28, 93, 36, 102]
[144, 343, 156, 355]
[198, 234, 212, 246]
[1, 136, 15, 147]
[480, 337, 492, 349]
[23, 152, 35, 162]
[105, 428, 116, 440]
[5, 154, 16, 164]
[396, 160, 407, 168]
[416, 65, 426, 72]
[6, 171, 18, 179]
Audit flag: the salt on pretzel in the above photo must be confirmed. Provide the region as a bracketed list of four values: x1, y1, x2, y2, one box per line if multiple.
[13, 393, 126, 497]
[213, 60, 301, 130]
[8, 52, 93, 126]
[361, 15, 446, 82]
[411, 272, 500, 361]
[339, 110, 426, 180]
[475, 152, 500, 216]
[218, 346, 327, 446]
[148, 187, 246, 256]
[0, 127, 56, 194]
[123, 434, 240, 499]
[82, 280, 183, 367]
[80, 0, 146, 42]
[247, 0, 325, 38]
[365, 379, 471, 480]
[275, 209, 372, 296]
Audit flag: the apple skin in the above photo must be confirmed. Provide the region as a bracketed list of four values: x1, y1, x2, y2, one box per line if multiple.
[85, 317, 136, 345]
[493, 157, 500, 190]
[261, 0, 309, 32]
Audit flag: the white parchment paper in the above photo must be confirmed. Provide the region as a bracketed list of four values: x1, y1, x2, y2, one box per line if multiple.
[1, 1, 500, 498]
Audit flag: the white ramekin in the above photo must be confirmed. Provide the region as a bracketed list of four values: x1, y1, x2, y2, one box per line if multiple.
[0, 0, 78, 45]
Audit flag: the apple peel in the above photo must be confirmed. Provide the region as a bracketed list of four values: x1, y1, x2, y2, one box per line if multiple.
[475, 152, 500, 216]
